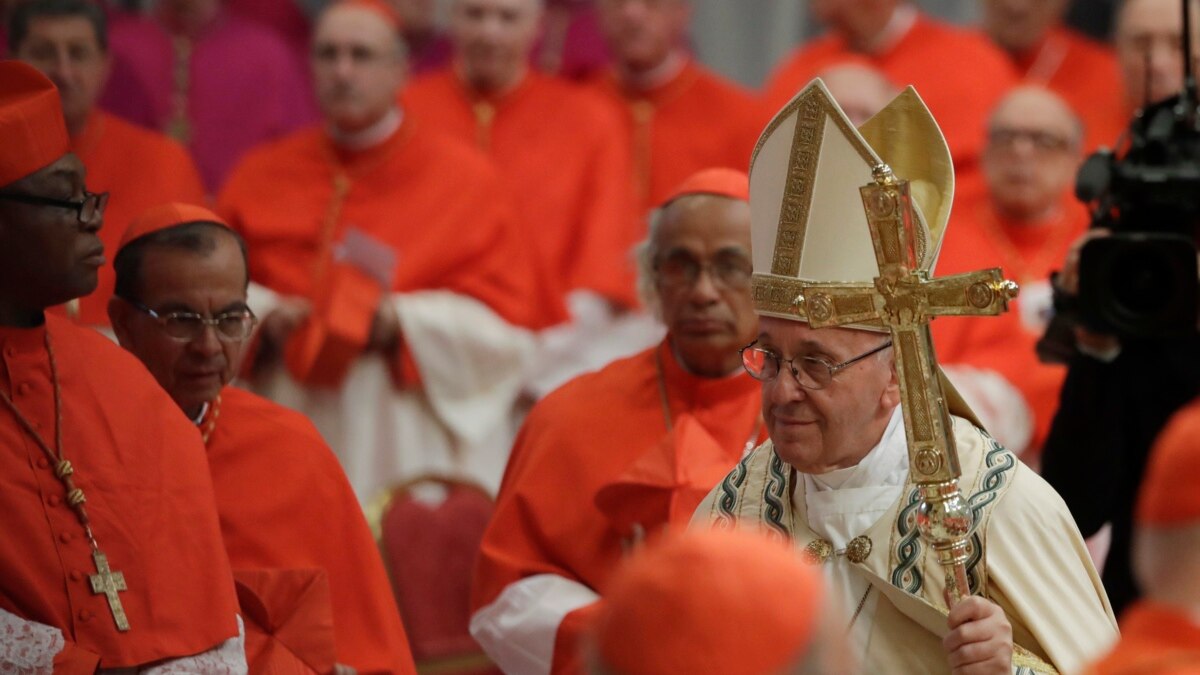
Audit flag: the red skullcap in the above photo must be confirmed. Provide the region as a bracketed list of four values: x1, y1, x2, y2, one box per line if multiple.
[593, 528, 824, 675]
[0, 60, 70, 186]
[336, 0, 403, 31]
[660, 167, 750, 208]
[119, 202, 230, 252]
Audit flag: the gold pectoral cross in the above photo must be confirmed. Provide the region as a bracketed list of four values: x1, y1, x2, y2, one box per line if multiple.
[795, 167, 1018, 604]
[89, 549, 130, 632]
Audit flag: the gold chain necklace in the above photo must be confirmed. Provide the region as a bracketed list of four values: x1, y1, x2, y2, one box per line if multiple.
[846, 585, 873, 633]
[976, 203, 1075, 286]
[0, 332, 130, 631]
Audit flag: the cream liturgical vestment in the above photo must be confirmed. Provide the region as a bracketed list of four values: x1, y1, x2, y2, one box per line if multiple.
[695, 414, 1116, 673]
[694, 78, 1118, 674]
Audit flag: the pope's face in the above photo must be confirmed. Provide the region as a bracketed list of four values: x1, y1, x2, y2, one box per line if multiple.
[652, 194, 757, 377]
[110, 232, 249, 418]
[982, 0, 1069, 53]
[597, 0, 688, 73]
[755, 317, 898, 474]
[14, 15, 110, 134]
[450, 0, 540, 92]
[0, 154, 104, 312]
[312, 5, 406, 133]
[983, 88, 1082, 220]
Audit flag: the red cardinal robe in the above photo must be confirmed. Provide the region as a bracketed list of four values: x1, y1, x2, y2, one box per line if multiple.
[470, 339, 763, 675]
[585, 61, 761, 215]
[1004, 25, 1128, 152]
[404, 70, 639, 319]
[0, 315, 239, 668]
[763, 11, 1019, 174]
[219, 117, 536, 331]
[1083, 601, 1200, 674]
[204, 386, 417, 674]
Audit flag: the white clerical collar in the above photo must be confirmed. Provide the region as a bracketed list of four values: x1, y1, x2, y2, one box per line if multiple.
[809, 405, 907, 492]
[190, 401, 209, 426]
[860, 3, 918, 55]
[328, 107, 403, 151]
[619, 49, 688, 92]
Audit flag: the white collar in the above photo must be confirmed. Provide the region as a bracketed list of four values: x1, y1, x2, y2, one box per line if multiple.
[618, 49, 688, 92]
[328, 107, 403, 151]
[190, 401, 209, 425]
[860, 3, 918, 55]
[808, 405, 907, 492]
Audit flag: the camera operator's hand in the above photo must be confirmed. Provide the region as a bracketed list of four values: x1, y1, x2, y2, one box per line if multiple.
[1058, 229, 1122, 359]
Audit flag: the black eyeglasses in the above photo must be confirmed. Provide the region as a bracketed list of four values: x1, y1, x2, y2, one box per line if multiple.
[986, 127, 1074, 154]
[123, 298, 257, 343]
[740, 340, 893, 390]
[654, 251, 753, 290]
[0, 190, 109, 224]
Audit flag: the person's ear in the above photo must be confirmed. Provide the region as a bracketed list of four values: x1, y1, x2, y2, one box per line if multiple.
[879, 354, 901, 410]
[99, 49, 113, 89]
[107, 297, 133, 348]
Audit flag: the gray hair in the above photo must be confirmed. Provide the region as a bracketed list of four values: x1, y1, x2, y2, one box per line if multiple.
[634, 207, 666, 320]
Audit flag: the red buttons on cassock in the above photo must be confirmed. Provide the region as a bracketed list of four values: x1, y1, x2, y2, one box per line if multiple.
[69, 570, 84, 582]
[36, 457, 49, 470]
[46, 494, 61, 507]
[59, 531, 73, 544]
[16, 382, 29, 396]
[77, 610, 92, 622]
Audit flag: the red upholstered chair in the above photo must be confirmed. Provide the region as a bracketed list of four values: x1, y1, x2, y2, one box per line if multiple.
[367, 475, 500, 675]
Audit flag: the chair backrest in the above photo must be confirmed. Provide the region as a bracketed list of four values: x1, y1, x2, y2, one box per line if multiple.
[369, 475, 498, 673]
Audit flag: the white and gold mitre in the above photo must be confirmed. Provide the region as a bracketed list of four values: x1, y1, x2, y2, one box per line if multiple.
[749, 78, 954, 328]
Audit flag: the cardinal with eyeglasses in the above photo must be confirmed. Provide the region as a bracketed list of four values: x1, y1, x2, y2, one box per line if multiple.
[693, 80, 1118, 674]
[0, 62, 245, 671]
[107, 202, 417, 674]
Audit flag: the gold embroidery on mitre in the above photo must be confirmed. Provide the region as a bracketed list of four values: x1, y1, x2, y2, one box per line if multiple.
[749, 82, 957, 329]
[752, 82, 878, 280]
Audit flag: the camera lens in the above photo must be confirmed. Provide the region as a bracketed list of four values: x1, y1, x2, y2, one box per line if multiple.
[1078, 233, 1199, 338]
[1111, 248, 1176, 315]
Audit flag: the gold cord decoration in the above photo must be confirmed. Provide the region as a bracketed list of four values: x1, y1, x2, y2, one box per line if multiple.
[0, 332, 130, 631]
[630, 99, 654, 205]
[200, 394, 222, 444]
[167, 36, 193, 144]
[472, 101, 495, 151]
[653, 346, 762, 449]
[846, 585, 873, 634]
[975, 202, 1075, 287]
[653, 347, 674, 432]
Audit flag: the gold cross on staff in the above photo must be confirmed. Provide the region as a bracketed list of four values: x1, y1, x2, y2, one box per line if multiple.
[89, 549, 130, 632]
[795, 165, 1018, 604]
